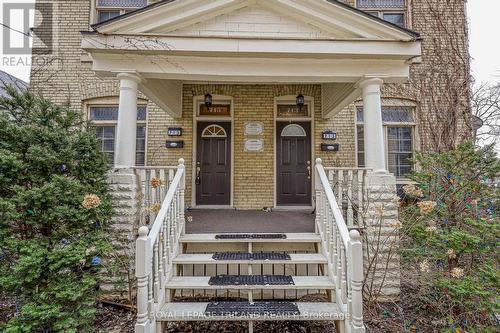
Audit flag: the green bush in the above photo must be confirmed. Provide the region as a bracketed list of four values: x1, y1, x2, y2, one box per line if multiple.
[400, 142, 499, 331]
[0, 87, 114, 332]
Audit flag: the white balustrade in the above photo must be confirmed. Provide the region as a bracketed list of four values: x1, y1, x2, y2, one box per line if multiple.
[315, 159, 366, 333]
[324, 167, 370, 228]
[135, 159, 186, 333]
[133, 166, 178, 225]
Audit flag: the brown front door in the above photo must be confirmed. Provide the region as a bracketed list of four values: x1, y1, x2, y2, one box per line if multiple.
[196, 122, 231, 205]
[276, 122, 312, 206]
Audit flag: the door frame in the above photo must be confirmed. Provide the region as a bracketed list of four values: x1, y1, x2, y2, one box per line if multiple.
[191, 94, 234, 208]
[273, 95, 315, 209]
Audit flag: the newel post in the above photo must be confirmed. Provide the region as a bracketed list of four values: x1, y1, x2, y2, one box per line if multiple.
[135, 226, 151, 333]
[178, 158, 186, 234]
[314, 158, 323, 234]
[348, 230, 366, 333]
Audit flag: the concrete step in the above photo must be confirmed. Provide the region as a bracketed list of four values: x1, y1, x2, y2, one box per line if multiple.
[156, 301, 344, 321]
[180, 233, 321, 243]
[173, 253, 327, 265]
[166, 276, 334, 290]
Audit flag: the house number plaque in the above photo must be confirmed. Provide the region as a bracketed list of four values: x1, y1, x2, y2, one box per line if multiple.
[322, 130, 337, 140]
[167, 127, 182, 136]
[199, 104, 231, 116]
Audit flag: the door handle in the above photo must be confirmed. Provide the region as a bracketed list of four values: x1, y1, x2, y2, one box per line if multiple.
[307, 165, 311, 179]
[196, 162, 201, 185]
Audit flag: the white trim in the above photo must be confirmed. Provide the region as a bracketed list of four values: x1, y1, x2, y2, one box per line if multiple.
[84, 36, 421, 60]
[189, 205, 233, 210]
[274, 206, 314, 211]
[191, 94, 234, 208]
[273, 95, 315, 208]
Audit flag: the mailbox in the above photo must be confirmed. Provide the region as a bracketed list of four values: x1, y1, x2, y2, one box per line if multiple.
[321, 143, 339, 152]
[166, 140, 184, 148]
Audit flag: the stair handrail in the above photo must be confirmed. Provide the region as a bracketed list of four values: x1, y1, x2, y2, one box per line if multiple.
[135, 158, 186, 333]
[315, 158, 366, 333]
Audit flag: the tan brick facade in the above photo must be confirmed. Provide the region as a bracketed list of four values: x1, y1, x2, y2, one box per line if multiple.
[146, 84, 355, 209]
[30, 0, 471, 209]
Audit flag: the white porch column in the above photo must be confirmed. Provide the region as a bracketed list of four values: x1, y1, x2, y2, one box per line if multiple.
[359, 78, 386, 173]
[115, 73, 142, 168]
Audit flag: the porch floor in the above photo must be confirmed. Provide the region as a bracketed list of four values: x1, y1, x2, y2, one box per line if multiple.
[185, 209, 315, 234]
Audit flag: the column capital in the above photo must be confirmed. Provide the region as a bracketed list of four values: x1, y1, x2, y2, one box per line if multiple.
[358, 77, 384, 90]
[116, 71, 144, 84]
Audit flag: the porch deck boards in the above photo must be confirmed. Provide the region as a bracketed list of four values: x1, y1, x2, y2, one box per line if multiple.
[185, 209, 315, 234]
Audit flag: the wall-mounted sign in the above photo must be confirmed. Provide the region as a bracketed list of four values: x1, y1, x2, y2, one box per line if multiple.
[244, 122, 264, 136]
[166, 140, 184, 149]
[244, 139, 264, 152]
[199, 104, 231, 116]
[277, 104, 309, 118]
[167, 127, 182, 136]
[321, 143, 339, 152]
[322, 130, 337, 140]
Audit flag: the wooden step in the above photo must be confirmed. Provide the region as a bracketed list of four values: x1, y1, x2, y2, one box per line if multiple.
[180, 233, 321, 243]
[156, 302, 345, 321]
[173, 253, 327, 265]
[166, 276, 334, 290]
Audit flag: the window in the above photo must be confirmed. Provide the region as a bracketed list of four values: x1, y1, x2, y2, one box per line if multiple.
[95, 0, 148, 23]
[89, 105, 147, 166]
[387, 127, 412, 177]
[357, 106, 415, 178]
[281, 124, 307, 137]
[97, 10, 121, 23]
[201, 124, 227, 138]
[357, 0, 406, 28]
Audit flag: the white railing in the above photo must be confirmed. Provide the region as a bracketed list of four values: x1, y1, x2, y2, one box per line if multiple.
[315, 159, 365, 333]
[135, 159, 186, 333]
[133, 166, 178, 226]
[324, 167, 370, 228]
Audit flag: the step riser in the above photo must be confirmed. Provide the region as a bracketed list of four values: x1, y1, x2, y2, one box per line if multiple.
[180, 233, 321, 244]
[173, 290, 327, 300]
[157, 302, 345, 322]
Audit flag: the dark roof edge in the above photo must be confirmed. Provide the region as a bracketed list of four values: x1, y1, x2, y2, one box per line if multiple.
[91, 0, 420, 39]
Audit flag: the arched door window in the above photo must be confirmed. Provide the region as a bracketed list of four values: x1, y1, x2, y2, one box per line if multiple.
[281, 124, 307, 137]
[201, 124, 227, 138]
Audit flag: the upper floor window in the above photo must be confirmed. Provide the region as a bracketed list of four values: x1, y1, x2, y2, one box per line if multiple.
[356, 0, 406, 28]
[95, 0, 148, 23]
[89, 104, 147, 166]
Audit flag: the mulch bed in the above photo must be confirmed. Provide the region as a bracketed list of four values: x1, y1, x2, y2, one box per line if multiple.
[95, 301, 135, 333]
